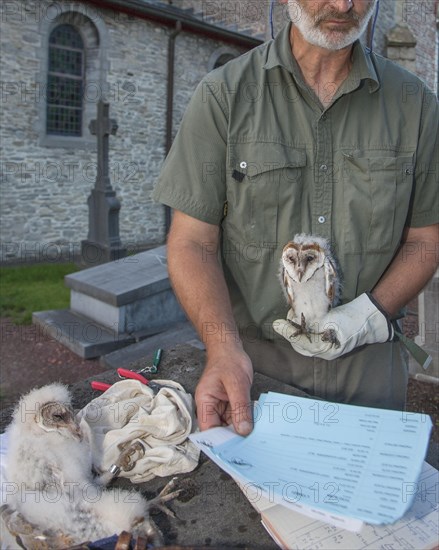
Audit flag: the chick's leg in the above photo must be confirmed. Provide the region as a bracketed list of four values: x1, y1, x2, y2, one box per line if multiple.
[286, 312, 312, 342]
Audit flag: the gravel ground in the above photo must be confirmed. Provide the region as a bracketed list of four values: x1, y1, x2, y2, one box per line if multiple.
[0, 318, 108, 407]
[0, 317, 437, 445]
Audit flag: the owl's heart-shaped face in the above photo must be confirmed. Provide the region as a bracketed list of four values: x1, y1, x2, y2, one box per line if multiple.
[38, 401, 82, 441]
[282, 243, 325, 283]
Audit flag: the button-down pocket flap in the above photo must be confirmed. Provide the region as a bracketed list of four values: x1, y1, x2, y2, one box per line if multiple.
[342, 153, 414, 254]
[229, 142, 306, 178]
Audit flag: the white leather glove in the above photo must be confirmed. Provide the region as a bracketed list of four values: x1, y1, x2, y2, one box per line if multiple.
[272, 292, 394, 360]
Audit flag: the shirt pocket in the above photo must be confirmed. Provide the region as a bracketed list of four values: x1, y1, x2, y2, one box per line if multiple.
[342, 154, 414, 253]
[224, 141, 306, 246]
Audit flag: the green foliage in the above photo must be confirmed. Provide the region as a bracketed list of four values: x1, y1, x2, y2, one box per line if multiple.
[0, 263, 78, 324]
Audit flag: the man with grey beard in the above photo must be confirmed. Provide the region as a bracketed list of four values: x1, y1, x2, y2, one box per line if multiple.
[154, 1, 438, 434]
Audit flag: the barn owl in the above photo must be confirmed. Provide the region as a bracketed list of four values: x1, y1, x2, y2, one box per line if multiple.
[280, 234, 341, 346]
[2, 383, 179, 548]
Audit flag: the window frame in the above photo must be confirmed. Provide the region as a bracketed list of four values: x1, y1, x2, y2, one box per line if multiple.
[46, 24, 85, 138]
[207, 46, 240, 72]
[37, 9, 108, 150]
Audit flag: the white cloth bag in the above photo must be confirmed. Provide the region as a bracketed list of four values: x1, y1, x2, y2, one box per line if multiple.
[77, 379, 200, 483]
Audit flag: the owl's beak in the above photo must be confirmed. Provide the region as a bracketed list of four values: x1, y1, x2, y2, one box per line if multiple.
[297, 270, 304, 282]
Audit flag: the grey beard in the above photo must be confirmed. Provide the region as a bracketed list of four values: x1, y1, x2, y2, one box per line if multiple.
[288, 0, 377, 51]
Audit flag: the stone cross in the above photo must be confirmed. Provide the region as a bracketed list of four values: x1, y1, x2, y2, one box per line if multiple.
[81, 100, 126, 265]
[89, 102, 118, 191]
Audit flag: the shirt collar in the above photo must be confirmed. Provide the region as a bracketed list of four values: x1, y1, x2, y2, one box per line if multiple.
[264, 22, 380, 94]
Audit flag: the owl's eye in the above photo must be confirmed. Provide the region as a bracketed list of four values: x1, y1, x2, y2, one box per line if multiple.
[305, 255, 315, 262]
[288, 256, 296, 264]
[53, 414, 65, 421]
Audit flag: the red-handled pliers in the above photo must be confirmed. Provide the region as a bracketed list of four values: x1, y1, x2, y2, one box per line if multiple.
[91, 369, 149, 392]
[91, 349, 163, 392]
[91, 381, 113, 392]
[117, 369, 174, 393]
[117, 368, 149, 384]
[91, 370, 173, 394]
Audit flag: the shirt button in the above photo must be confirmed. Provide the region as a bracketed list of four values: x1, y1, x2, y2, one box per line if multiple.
[318, 216, 326, 224]
[320, 164, 328, 172]
[240, 161, 247, 169]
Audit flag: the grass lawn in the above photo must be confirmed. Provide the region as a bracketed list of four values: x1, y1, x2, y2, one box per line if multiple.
[0, 263, 78, 324]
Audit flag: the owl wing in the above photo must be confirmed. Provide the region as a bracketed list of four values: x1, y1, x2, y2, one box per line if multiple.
[1, 505, 76, 549]
[282, 267, 295, 308]
[323, 256, 338, 306]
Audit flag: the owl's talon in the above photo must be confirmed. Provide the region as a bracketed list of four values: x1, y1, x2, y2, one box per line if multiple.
[287, 319, 302, 331]
[300, 313, 312, 341]
[287, 313, 312, 341]
[321, 329, 340, 348]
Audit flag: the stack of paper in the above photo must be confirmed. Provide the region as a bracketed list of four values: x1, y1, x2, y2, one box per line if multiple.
[190, 393, 438, 549]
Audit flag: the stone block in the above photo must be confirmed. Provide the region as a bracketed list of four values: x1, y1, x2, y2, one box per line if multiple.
[386, 23, 417, 47]
[66, 246, 169, 305]
[32, 246, 188, 359]
[32, 309, 136, 359]
[67, 246, 186, 333]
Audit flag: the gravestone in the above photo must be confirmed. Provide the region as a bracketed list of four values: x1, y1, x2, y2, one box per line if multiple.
[81, 100, 126, 265]
[33, 246, 191, 359]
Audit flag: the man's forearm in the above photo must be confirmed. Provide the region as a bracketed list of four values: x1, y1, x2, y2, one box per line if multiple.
[167, 215, 243, 354]
[372, 224, 439, 317]
[167, 211, 253, 435]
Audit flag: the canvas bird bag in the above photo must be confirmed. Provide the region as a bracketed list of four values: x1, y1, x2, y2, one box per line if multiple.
[77, 379, 200, 483]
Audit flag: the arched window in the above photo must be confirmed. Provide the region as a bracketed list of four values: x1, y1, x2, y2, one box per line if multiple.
[208, 47, 239, 72]
[213, 53, 236, 69]
[38, 9, 107, 148]
[46, 24, 84, 136]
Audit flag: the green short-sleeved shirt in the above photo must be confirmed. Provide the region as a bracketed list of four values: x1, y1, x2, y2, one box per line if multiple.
[153, 23, 439, 409]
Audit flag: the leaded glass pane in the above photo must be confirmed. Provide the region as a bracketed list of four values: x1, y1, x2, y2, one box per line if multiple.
[46, 24, 84, 136]
[47, 106, 82, 136]
[47, 75, 82, 108]
[49, 24, 84, 49]
[49, 47, 83, 76]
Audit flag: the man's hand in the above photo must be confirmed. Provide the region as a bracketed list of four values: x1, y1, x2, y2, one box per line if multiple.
[273, 292, 393, 360]
[167, 212, 254, 435]
[195, 347, 253, 435]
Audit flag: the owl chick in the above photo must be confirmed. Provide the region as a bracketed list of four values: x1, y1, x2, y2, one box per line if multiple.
[280, 234, 341, 346]
[2, 383, 179, 549]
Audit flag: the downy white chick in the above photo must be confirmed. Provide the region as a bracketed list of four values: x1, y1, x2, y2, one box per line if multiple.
[1, 383, 178, 548]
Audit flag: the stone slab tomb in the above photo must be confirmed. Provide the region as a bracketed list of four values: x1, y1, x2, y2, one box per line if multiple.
[33, 246, 188, 358]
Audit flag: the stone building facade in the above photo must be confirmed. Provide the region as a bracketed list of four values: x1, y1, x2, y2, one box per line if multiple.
[0, 0, 260, 263]
[0, 0, 437, 263]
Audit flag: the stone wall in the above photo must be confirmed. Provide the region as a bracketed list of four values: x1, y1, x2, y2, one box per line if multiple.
[375, 0, 438, 92]
[0, 0, 249, 263]
[399, 0, 438, 92]
[0, 0, 437, 262]
[180, 0, 270, 38]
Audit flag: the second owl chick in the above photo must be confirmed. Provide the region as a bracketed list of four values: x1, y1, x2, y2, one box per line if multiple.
[280, 234, 341, 346]
[3, 383, 180, 548]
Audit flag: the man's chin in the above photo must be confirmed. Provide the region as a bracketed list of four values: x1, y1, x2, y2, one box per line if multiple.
[305, 29, 361, 50]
